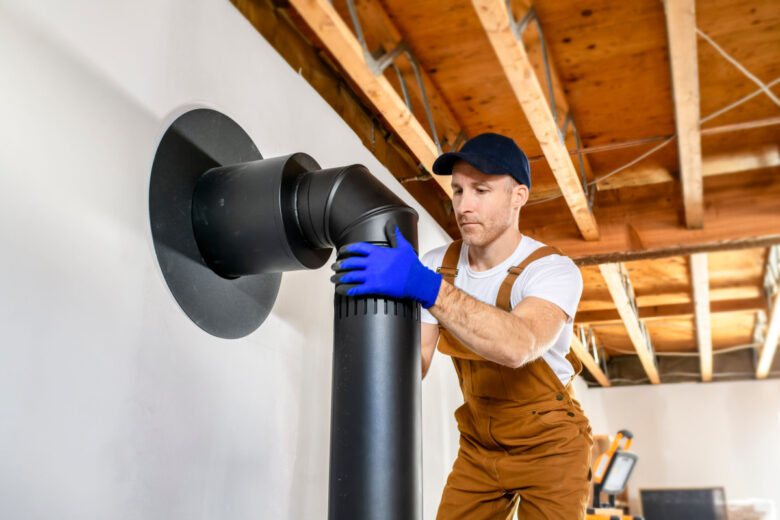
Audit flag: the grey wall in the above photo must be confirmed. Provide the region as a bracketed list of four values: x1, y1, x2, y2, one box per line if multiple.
[0, 1, 463, 518]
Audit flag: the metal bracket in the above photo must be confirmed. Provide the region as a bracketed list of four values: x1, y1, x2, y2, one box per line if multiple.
[763, 245, 780, 309]
[505, 4, 558, 126]
[587, 326, 598, 364]
[391, 62, 412, 111]
[505, 1, 598, 210]
[344, 0, 442, 153]
[560, 110, 573, 143]
[515, 5, 536, 35]
[374, 41, 408, 75]
[560, 110, 591, 202]
[399, 164, 434, 184]
[450, 130, 468, 152]
[587, 184, 596, 211]
[618, 263, 657, 369]
[752, 310, 767, 347]
[618, 263, 639, 318]
[640, 320, 658, 367]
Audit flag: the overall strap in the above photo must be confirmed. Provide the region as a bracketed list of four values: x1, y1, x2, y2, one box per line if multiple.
[436, 240, 463, 284]
[496, 246, 563, 311]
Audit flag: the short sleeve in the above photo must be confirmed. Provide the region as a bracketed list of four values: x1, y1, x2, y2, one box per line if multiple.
[419, 246, 447, 325]
[511, 255, 583, 321]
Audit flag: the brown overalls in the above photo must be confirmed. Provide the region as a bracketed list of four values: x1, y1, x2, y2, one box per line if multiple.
[434, 240, 593, 520]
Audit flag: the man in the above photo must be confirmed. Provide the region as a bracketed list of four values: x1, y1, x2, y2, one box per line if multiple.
[331, 133, 592, 519]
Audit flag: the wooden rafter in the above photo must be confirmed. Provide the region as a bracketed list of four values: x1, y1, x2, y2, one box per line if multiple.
[524, 169, 780, 261]
[690, 253, 713, 381]
[571, 332, 610, 387]
[524, 116, 780, 167]
[334, 0, 465, 155]
[286, 0, 452, 196]
[230, 0, 458, 235]
[756, 247, 780, 379]
[664, 0, 703, 228]
[507, 2, 597, 192]
[756, 292, 780, 379]
[595, 145, 780, 191]
[576, 297, 767, 325]
[573, 237, 780, 267]
[598, 263, 661, 384]
[471, 0, 599, 240]
[702, 145, 780, 177]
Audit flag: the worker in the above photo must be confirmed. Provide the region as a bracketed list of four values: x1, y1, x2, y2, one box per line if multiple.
[330, 132, 592, 519]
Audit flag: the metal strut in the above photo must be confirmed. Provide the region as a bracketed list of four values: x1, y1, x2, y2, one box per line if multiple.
[617, 263, 658, 370]
[763, 245, 780, 310]
[345, 0, 443, 153]
[505, 2, 592, 204]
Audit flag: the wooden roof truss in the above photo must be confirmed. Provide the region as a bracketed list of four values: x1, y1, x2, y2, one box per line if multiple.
[573, 326, 611, 387]
[286, 0, 455, 196]
[471, 0, 599, 240]
[232, 0, 780, 386]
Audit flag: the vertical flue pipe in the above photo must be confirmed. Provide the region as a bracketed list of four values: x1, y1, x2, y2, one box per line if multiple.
[192, 154, 422, 519]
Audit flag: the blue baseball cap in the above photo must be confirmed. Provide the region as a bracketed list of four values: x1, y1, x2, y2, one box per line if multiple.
[432, 132, 531, 189]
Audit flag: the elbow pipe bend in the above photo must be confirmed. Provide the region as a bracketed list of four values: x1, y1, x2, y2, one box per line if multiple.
[191, 152, 419, 278]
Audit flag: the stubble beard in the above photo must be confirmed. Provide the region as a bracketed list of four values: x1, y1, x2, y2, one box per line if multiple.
[459, 214, 514, 248]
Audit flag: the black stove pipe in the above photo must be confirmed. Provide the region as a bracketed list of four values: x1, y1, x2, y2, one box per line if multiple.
[191, 153, 422, 520]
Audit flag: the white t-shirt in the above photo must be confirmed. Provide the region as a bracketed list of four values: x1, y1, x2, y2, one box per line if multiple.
[420, 235, 583, 386]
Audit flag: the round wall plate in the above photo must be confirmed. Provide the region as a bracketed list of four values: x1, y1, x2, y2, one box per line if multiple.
[149, 108, 281, 339]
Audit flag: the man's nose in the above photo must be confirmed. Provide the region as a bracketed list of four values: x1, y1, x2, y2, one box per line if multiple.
[455, 192, 476, 214]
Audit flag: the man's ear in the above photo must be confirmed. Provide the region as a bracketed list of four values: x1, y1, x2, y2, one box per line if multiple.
[514, 184, 529, 208]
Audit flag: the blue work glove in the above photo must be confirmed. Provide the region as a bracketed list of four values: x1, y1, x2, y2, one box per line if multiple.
[330, 227, 442, 308]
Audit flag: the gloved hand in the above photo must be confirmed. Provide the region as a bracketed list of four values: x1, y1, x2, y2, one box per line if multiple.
[330, 227, 442, 308]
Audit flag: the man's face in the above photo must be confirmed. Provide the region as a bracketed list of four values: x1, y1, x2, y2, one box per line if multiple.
[451, 160, 528, 247]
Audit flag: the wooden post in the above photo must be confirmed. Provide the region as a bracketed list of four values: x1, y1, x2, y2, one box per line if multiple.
[690, 253, 713, 381]
[664, 0, 703, 228]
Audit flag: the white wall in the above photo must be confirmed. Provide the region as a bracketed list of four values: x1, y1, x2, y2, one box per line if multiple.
[0, 1, 463, 518]
[9, 3, 773, 518]
[575, 378, 780, 517]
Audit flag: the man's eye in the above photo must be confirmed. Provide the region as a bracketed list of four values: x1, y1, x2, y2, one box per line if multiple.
[477, 189, 487, 193]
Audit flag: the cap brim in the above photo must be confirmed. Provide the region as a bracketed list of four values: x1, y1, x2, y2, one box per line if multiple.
[432, 152, 511, 176]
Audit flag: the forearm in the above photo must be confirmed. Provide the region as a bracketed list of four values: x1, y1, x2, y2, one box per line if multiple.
[428, 280, 543, 368]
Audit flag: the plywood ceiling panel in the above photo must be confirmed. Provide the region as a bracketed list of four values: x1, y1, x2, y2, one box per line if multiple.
[259, 0, 780, 385]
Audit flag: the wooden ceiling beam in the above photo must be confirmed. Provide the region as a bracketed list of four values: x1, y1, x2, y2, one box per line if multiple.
[756, 292, 780, 379]
[690, 253, 713, 381]
[525, 116, 780, 165]
[522, 169, 780, 262]
[471, 0, 599, 240]
[571, 333, 610, 387]
[573, 236, 780, 267]
[508, 2, 596, 192]
[595, 146, 780, 191]
[756, 247, 780, 379]
[664, 0, 703, 229]
[598, 263, 661, 384]
[230, 0, 458, 235]
[702, 145, 780, 177]
[286, 0, 452, 196]
[332, 0, 465, 155]
[576, 297, 767, 325]
[756, 296, 780, 379]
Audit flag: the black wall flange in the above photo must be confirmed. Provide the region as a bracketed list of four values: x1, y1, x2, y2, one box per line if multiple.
[149, 108, 422, 519]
